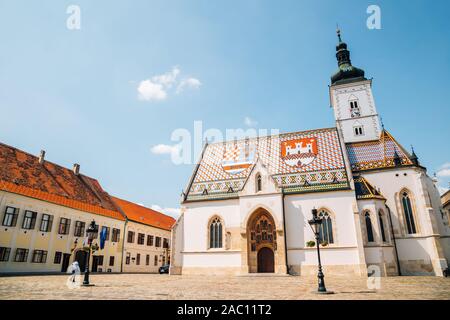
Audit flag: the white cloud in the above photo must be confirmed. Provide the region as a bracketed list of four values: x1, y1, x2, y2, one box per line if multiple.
[244, 116, 258, 127]
[151, 204, 181, 219]
[437, 162, 450, 177]
[438, 186, 449, 195]
[137, 67, 200, 102]
[138, 80, 167, 101]
[176, 77, 202, 94]
[150, 144, 180, 157]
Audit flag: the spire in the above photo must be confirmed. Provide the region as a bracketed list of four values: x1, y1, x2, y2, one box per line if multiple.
[410, 145, 419, 166]
[393, 148, 402, 167]
[331, 28, 366, 85]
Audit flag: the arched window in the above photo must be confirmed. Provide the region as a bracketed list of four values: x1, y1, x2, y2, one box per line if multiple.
[365, 212, 374, 242]
[209, 217, 223, 248]
[256, 174, 262, 192]
[378, 210, 387, 242]
[318, 210, 334, 244]
[401, 191, 417, 234]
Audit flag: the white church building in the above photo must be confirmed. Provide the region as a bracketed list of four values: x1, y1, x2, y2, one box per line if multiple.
[170, 31, 450, 277]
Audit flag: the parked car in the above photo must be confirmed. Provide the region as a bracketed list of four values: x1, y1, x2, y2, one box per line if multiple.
[159, 264, 170, 274]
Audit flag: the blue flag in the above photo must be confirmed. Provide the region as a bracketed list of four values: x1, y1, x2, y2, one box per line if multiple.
[99, 227, 107, 250]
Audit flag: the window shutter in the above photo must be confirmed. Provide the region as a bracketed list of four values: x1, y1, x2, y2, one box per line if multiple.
[12, 212, 18, 227]
[48, 215, 53, 232]
[30, 212, 37, 229]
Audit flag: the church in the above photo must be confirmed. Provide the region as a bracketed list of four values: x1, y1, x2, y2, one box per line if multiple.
[170, 31, 450, 277]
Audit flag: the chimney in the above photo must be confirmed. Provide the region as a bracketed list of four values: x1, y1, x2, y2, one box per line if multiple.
[38, 150, 46, 164]
[73, 163, 80, 175]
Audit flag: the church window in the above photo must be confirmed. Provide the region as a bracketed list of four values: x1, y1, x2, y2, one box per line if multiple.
[378, 210, 387, 242]
[256, 174, 262, 192]
[401, 191, 417, 234]
[209, 217, 223, 248]
[349, 97, 361, 117]
[354, 126, 364, 136]
[318, 210, 334, 244]
[365, 212, 375, 242]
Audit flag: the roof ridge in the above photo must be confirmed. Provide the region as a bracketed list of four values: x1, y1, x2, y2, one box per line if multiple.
[0, 141, 98, 180]
[206, 127, 338, 146]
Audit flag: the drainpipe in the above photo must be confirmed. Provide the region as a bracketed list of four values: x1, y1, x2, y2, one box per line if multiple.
[120, 218, 128, 273]
[386, 205, 401, 276]
[281, 192, 289, 274]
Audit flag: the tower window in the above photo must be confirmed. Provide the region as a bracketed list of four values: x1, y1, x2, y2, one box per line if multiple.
[349, 97, 361, 117]
[256, 173, 262, 192]
[401, 191, 417, 234]
[354, 126, 364, 136]
[364, 212, 375, 243]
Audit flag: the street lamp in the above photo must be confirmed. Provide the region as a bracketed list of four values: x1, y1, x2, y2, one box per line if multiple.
[83, 220, 98, 286]
[308, 208, 332, 294]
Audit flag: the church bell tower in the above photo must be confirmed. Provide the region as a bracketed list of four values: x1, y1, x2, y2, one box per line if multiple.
[329, 29, 381, 143]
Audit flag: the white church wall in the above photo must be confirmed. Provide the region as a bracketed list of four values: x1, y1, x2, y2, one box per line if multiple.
[284, 190, 365, 275]
[361, 167, 449, 275]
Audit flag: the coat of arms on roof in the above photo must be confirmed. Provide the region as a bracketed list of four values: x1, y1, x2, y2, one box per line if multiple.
[221, 141, 256, 175]
[281, 138, 318, 168]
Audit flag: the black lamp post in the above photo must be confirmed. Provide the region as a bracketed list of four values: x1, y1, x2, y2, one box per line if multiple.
[83, 220, 98, 286]
[308, 208, 331, 294]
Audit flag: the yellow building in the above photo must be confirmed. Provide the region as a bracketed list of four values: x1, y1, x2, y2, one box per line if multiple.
[0, 144, 126, 273]
[112, 197, 175, 273]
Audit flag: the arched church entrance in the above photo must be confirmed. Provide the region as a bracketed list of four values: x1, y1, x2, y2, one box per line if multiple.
[247, 208, 277, 273]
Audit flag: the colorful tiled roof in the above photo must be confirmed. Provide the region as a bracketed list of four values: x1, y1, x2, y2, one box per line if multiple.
[346, 130, 413, 172]
[111, 196, 176, 231]
[0, 142, 125, 220]
[184, 127, 350, 201]
[354, 176, 385, 200]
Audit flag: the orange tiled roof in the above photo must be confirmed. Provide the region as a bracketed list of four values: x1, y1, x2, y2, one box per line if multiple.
[111, 196, 175, 231]
[0, 142, 125, 221]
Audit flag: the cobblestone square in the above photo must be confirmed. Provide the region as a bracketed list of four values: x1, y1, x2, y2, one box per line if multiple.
[0, 274, 449, 300]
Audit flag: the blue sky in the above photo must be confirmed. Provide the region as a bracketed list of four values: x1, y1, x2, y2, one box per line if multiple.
[1, 0, 449, 216]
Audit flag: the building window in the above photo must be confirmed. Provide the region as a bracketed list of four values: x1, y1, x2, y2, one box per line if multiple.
[209, 217, 223, 249]
[154, 255, 158, 266]
[125, 253, 131, 265]
[39, 214, 53, 232]
[14, 248, 29, 262]
[401, 191, 417, 234]
[92, 224, 100, 239]
[109, 256, 115, 266]
[365, 212, 375, 243]
[155, 236, 161, 248]
[2, 206, 18, 227]
[350, 99, 361, 117]
[354, 126, 364, 136]
[54, 252, 62, 264]
[74, 221, 85, 237]
[58, 218, 71, 235]
[22, 210, 37, 230]
[318, 210, 334, 244]
[378, 211, 387, 242]
[137, 233, 145, 245]
[147, 235, 154, 246]
[146, 254, 150, 265]
[136, 254, 140, 265]
[112, 228, 120, 242]
[32, 250, 47, 263]
[101, 226, 110, 241]
[256, 173, 262, 192]
[163, 238, 169, 249]
[127, 231, 135, 243]
[0, 247, 11, 261]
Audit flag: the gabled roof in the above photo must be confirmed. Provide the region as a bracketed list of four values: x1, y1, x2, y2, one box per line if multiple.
[184, 127, 350, 202]
[111, 196, 175, 231]
[354, 176, 385, 200]
[0, 142, 125, 221]
[346, 130, 414, 172]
